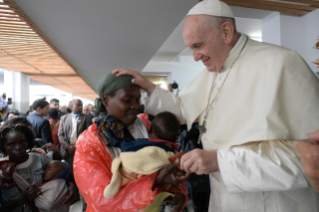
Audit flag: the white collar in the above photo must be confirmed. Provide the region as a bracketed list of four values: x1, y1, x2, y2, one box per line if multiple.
[229, 33, 244, 55]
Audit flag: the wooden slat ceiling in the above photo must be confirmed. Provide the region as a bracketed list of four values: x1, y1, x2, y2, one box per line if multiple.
[0, 0, 98, 101]
[218, 0, 319, 16]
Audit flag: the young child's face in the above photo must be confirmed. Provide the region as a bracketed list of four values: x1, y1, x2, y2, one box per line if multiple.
[5, 131, 29, 163]
[43, 161, 66, 182]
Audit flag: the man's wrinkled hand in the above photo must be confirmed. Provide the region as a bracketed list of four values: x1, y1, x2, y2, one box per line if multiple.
[180, 149, 219, 175]
[112, 69, 155, 96]
[296, 129, 319, 192]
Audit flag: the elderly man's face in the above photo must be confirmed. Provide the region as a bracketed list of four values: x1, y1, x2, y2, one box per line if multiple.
[83, 107, 89, 114]
[89, 105, 94, 113]
[72, 100, 83, 114]
[183, 15, 227, 73]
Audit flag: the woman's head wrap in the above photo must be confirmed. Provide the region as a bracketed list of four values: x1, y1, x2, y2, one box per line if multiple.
[95, 73, 136, 116]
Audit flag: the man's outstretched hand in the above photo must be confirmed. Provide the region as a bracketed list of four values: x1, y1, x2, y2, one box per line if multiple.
[112, 69, 156, 96]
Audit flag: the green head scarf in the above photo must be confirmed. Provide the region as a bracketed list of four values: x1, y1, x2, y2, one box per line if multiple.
[95, 73, 137, 117]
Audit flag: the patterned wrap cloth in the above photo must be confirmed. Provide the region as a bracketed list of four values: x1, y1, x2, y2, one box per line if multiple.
[13, 171, 69, 212]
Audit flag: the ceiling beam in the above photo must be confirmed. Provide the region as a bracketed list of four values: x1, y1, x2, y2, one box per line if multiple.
[229, 0, 317, 11]
[279, 0, 319, 7]
[221, 0, 309, 15]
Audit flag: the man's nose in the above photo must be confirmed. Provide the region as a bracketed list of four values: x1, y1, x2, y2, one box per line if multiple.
[193, 51, 201, 62]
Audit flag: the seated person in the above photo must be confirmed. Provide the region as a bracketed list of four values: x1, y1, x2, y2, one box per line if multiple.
[104, 112, 185, 199]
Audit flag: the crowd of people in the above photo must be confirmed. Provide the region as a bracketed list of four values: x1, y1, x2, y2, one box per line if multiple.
[0, 97, 96, 211]
[1, 0, 319, 212]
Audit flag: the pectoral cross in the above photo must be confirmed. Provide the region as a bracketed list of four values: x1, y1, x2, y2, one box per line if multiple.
[197, 120, 207, 144]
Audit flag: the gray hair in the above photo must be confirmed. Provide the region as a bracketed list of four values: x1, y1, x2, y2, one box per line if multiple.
[202, 16, 237, 33]
[72, 98, 82, 105]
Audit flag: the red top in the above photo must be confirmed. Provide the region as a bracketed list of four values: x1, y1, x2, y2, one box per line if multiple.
[74, 123, 187, 212]
[49, 119, 60, 149]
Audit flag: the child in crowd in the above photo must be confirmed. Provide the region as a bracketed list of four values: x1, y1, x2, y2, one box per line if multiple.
[0, 118, 72, 212]
[104, 111, 186, 200]
[35, 160, 70, 212]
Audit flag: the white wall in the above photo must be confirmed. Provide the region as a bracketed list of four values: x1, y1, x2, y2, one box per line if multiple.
[262, 9, 319, 74]
[4, 70, 30, 113]
[142, 55, 205, 93]
[29, 85, 94, 110]
[262, 12, 281, 46]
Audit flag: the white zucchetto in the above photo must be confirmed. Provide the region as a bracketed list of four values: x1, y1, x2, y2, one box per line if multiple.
[187, 0, 234, 18]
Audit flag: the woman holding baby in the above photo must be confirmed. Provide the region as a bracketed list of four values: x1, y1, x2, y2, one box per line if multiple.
[74, 73, 188, 212]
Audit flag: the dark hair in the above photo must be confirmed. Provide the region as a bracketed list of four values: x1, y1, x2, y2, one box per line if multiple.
[3, 109, 19, 122]
[149, 111, 180, 142]
[49, 108, 59, 120]
[32, 99, 49, 111]
[50, 98, 59, 104]
[0, 117, 35, 154]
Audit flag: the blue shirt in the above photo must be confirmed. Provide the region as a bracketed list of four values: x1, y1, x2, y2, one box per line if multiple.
[0, 97, 7, 108]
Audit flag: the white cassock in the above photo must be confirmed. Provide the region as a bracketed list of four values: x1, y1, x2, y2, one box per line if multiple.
[145, 34, 319, 212]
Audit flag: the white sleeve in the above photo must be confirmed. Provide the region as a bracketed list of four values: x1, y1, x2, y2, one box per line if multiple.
[218, 140, 308, 193]
[145, 86, 187, 124]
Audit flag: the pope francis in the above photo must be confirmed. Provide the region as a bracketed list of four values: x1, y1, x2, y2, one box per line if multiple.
[113, 0, 319, 211]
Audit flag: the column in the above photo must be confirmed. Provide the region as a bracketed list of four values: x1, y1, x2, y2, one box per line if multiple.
[4, 70, 30, 113]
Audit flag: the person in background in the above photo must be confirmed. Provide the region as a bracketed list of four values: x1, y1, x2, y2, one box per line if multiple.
[27, 99, 53, 144]
[50, 98, 67, 118]
[296, 130, 319, 192]
[58, 98, 92, 201]
[0, 94, 8, 120]
[49, 108, 61, 149]
[168, 84, 173, 92]
[0, 118, 77, 211]
[60, 105, 68, 113]
[66, 101, 73, 113]
[88, 104, 95, 117]
[2, 109, 19, 123]
[82, 105, 90, 115]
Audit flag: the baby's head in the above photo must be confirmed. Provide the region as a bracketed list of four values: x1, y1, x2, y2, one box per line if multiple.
[148, 111, 180, 142]
[43, 160, 69, 182]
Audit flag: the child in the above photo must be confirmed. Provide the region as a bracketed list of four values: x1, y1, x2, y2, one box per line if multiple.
[104, 111, 185, 199]
[0, 118, 71, 212]
[35, 160, 70, 212]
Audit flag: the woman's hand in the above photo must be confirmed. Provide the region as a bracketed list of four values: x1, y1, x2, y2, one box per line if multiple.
[67, 145, 76, 155]
[112, 69, 156, 96]
[164, 193, 186, 212]
[31, 148, 48, 158]
[26, 182, 41, 202]
[42, 143, 61, 160]
[63, 182, 79, 205]
[154, 159, 190, 187]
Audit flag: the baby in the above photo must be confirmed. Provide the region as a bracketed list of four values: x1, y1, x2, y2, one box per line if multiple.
[104, 111, 184, 199]
[43, 160, 70, 182]
[36, 160, 70, 212]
